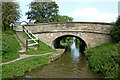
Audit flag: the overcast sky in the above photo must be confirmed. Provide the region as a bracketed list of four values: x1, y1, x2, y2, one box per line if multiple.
[17, 0, 120, 23]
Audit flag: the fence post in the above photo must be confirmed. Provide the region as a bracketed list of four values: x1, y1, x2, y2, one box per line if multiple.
[31, 33, 32, 37]
[23, 26, 24, 32]
[27, 30, 28, 33]
[38, 39, 39, 49]
[11, 24, 13, 31]
[26, 40, 28, 51]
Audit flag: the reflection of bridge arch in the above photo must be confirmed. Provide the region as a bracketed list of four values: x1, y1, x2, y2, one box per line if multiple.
[52, 35, 87, 53]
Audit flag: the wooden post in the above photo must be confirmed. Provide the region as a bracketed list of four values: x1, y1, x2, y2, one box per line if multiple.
[31, 33, 32, 37]
[23, 26, 24, 32]
[38, 39, 39, 49]
[11, 25, 13, 31]
[27, 30, 28, 33]
[26, 40, 28, 51]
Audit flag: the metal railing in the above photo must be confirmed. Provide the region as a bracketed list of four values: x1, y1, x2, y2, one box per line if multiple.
[23, 26, 39, 51]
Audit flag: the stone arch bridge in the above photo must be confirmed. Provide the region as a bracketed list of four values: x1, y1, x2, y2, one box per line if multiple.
[25, 22, 113, 50]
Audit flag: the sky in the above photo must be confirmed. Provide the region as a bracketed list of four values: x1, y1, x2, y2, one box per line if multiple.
[17, 0, 120, 23]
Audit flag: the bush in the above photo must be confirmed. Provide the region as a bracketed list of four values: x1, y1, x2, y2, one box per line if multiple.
[110, 26, 120, 42]
[85, 42, 120, 79]
[110, 17, 120, 43]
[114, 16, 120, 26]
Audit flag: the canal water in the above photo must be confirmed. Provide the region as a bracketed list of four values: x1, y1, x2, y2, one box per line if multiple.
[23, 39, 101, 78]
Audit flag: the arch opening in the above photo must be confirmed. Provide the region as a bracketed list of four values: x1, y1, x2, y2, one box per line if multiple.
[52, 35, 87, 54]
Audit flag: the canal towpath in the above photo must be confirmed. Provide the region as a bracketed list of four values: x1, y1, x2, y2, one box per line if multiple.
[0, 32, 55, 65]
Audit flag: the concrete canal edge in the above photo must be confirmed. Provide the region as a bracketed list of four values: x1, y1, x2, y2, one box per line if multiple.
[48, 49, 65, 62]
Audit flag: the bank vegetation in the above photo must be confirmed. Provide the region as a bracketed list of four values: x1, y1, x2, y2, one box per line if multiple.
[85, 17, 120, 79]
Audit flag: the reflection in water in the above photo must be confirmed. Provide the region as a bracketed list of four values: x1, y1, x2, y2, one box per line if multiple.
[23, 38, 101, 78]
[71, 40, 80, 62]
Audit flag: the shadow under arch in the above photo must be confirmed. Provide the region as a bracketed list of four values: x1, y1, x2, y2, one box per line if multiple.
[52, 35, 87, 54]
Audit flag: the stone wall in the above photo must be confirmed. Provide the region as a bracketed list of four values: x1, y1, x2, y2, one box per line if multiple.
[25, 22, 113, 34]
[25, 22, 113, 48]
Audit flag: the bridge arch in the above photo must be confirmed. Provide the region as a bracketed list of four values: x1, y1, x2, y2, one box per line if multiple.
[27, 22, 113, 49]
[52, 34, 87, 53]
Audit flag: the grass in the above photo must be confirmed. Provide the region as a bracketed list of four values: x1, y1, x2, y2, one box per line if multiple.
[85, 42, 120, 79]
[23, 31, 39, 47]
[2, 30, 21, 62]
[2, 54, 52, 79]
[15, 32, 25, 47]
[22, 31, 56, 55]
[23, 40, 56, 55]
[23, 32, 29, 39]
[2, 30, 57, 79]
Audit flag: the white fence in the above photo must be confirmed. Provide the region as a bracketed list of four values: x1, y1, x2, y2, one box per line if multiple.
[23, 26, 39, 51]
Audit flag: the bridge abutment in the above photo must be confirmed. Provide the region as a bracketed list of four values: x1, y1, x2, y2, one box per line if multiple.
[35, 32, 112, 49]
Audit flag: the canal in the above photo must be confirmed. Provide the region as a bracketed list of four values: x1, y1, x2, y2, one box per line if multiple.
[23, 38, 101, 78]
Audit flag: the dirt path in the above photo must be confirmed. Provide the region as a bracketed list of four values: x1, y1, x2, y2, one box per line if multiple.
[0, 52, 53, 65]
[0, 32, 53, 65]
[15, 32, 26, 53]
[16, 31, 26, 45]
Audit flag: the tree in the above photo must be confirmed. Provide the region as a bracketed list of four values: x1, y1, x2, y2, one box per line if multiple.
[57, 15, 73, 22]
[114, 16, 120, 26]
[2, 1, 21, 30]
[110, 17, 120, 43]
[26, 1, 59, 23]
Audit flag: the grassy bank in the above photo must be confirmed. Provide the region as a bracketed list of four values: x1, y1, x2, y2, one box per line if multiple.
[22, 39, 56, 55]
[22, 32, 56, 55]
[85, 42, 120, 79]
[2, 54, 52, 79]
[2, 31, 58, 79]
[2, 30, 21, 62]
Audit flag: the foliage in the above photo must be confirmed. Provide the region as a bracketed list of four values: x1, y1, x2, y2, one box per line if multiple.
[26, 1, 73, 23]
[61, 37, 73, 43]
[57, 15, 73, 22]
[110, 17, 120, 43]
[2, 1, 21, 30]
[114, 16, 120, 26]
[60, 37, 81, 48]
[26, 1, 59, 23]
[110, 26, 120, 42]
[60, 37, 73, 47]
[2, 55, 52, 79]
[2, 30, 21, 62]
[85, 42, 120, 79]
